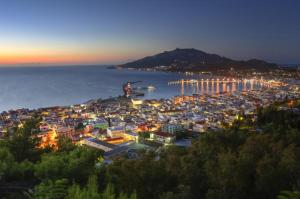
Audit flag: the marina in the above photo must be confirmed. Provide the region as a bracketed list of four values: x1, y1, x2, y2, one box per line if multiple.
[168, 78, 284, 95]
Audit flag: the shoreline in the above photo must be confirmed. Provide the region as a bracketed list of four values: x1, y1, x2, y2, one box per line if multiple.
[0, 66, 297, 112]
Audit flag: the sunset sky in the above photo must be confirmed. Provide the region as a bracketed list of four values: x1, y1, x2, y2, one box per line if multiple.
[0, 0, 299, 66]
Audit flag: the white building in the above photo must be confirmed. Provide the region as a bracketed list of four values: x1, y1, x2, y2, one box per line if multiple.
[107, 126, 125, 138]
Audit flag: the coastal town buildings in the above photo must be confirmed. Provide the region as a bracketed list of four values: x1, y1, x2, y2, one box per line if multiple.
[0, 75, 299, 160]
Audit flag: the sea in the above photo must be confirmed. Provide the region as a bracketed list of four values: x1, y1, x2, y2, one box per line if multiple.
[0, 65, 262, 111]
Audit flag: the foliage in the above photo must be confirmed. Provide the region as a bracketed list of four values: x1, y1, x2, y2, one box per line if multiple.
[75, 122, 85, 131]
[1, 103, 300, 199]
[139, 132, 150, 139]
[56, 136, 76, 153]
[66, 175, 137, 199]
[34, 178, 69, 199]
[34, 146, 101, 183]
[4, 118, 42, 162]
[277, 191, 300, 199]
[102, 103, 300, 199]
[105, 151, 177, 199]
[0, 147, 15, 181]
[175, 130, 189, 140]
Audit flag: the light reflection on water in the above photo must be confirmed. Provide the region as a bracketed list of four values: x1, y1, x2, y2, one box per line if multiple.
[0, 66, 268, 111]
[168, 78, 266, 96]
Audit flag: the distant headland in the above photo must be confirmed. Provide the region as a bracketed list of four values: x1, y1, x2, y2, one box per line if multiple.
[117, 48, 283, 72]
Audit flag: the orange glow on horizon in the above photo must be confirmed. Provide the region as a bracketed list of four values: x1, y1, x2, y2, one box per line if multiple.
[0, 52, 132, 65]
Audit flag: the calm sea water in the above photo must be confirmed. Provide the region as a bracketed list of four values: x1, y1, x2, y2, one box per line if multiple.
[0, 66, 262, 111]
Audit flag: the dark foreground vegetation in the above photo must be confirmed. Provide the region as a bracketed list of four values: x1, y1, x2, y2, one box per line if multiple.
[1, 100, 300, 199]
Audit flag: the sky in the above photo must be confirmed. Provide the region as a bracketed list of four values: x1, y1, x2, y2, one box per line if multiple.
[0, 0, 299, 66]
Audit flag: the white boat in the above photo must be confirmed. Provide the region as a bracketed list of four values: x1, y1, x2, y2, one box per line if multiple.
[147, 85, 155, 90]
[189, 79, 198, 84]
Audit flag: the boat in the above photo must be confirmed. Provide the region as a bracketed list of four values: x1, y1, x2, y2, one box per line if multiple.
[189, 79, 198, 84]
[147, 85, 155, 90]
[134, 92, 145, 97]
[132, 85, 155, 91]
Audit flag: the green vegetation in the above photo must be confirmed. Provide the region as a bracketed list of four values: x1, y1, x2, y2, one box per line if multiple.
[175, 129, 189, 139]
[0, 119, 102, 198]
[0, 101, 299, 198]
[75, 122, 85, 131]
[277, 191, 300, 199]
[138, 131, 150, 139]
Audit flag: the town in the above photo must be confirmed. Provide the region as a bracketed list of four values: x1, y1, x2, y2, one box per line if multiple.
[1, 75, 299, 162]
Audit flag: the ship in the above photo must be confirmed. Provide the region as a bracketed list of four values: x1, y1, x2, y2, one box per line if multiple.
[123, 81, 145, 97]
[147, 85, 155, 90]
[132, 85, 156, 91]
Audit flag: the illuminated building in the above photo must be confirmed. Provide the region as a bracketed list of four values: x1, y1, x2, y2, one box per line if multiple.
[161, 123, 183, 134]
[131, 98, 143, 106]
[105, 137, 125, 145]
[145, 100, 161, 107]
[123, 131, 139, 142]
[150, 132, 176, 144]
[107, 126, 125, 138]
[82, 137, 116, 152]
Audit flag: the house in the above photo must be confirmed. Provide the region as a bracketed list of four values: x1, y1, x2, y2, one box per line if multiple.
[150, 132, 176, 144]
[82, 137, 116, 152]
[39, 123, 51, 132]
[124, 131, 139, 142]
[107, 126, 125, 138]
[161, 123, 184, 134]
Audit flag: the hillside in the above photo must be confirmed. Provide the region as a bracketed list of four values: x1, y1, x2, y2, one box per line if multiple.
[119, 48, 279, 72]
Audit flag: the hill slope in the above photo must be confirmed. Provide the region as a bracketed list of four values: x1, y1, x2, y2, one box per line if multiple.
[119, 48, 278, 71]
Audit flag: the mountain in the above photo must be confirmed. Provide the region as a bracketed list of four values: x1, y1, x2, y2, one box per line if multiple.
[119, 48, 279, 72]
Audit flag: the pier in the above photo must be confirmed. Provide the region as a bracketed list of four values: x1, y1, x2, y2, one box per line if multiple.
[168, 78, 284, 96]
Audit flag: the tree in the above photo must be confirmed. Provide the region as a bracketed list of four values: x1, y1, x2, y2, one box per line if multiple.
[67, 175, 100, 199]
[34, 178, 69, 199]
[34, 146, 101, 183]
[66, 176, 137, 199]
[175, 130, 189, 140]
[139, 132, 150, 139]
[56, 136, 76, 153]
[105, 151, 177, 199]
[5, 118, 42, 162]
[75, 122, 85, 131]
[0, 147, 15, 182]
[277, 191, 300, 199]
[2, 102, 300, 199]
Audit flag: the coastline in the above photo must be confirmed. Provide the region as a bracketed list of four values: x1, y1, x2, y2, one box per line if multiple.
[0, 65, 298, 112]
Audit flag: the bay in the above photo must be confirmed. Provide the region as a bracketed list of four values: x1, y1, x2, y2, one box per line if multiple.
[0, 65, 262, 111]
